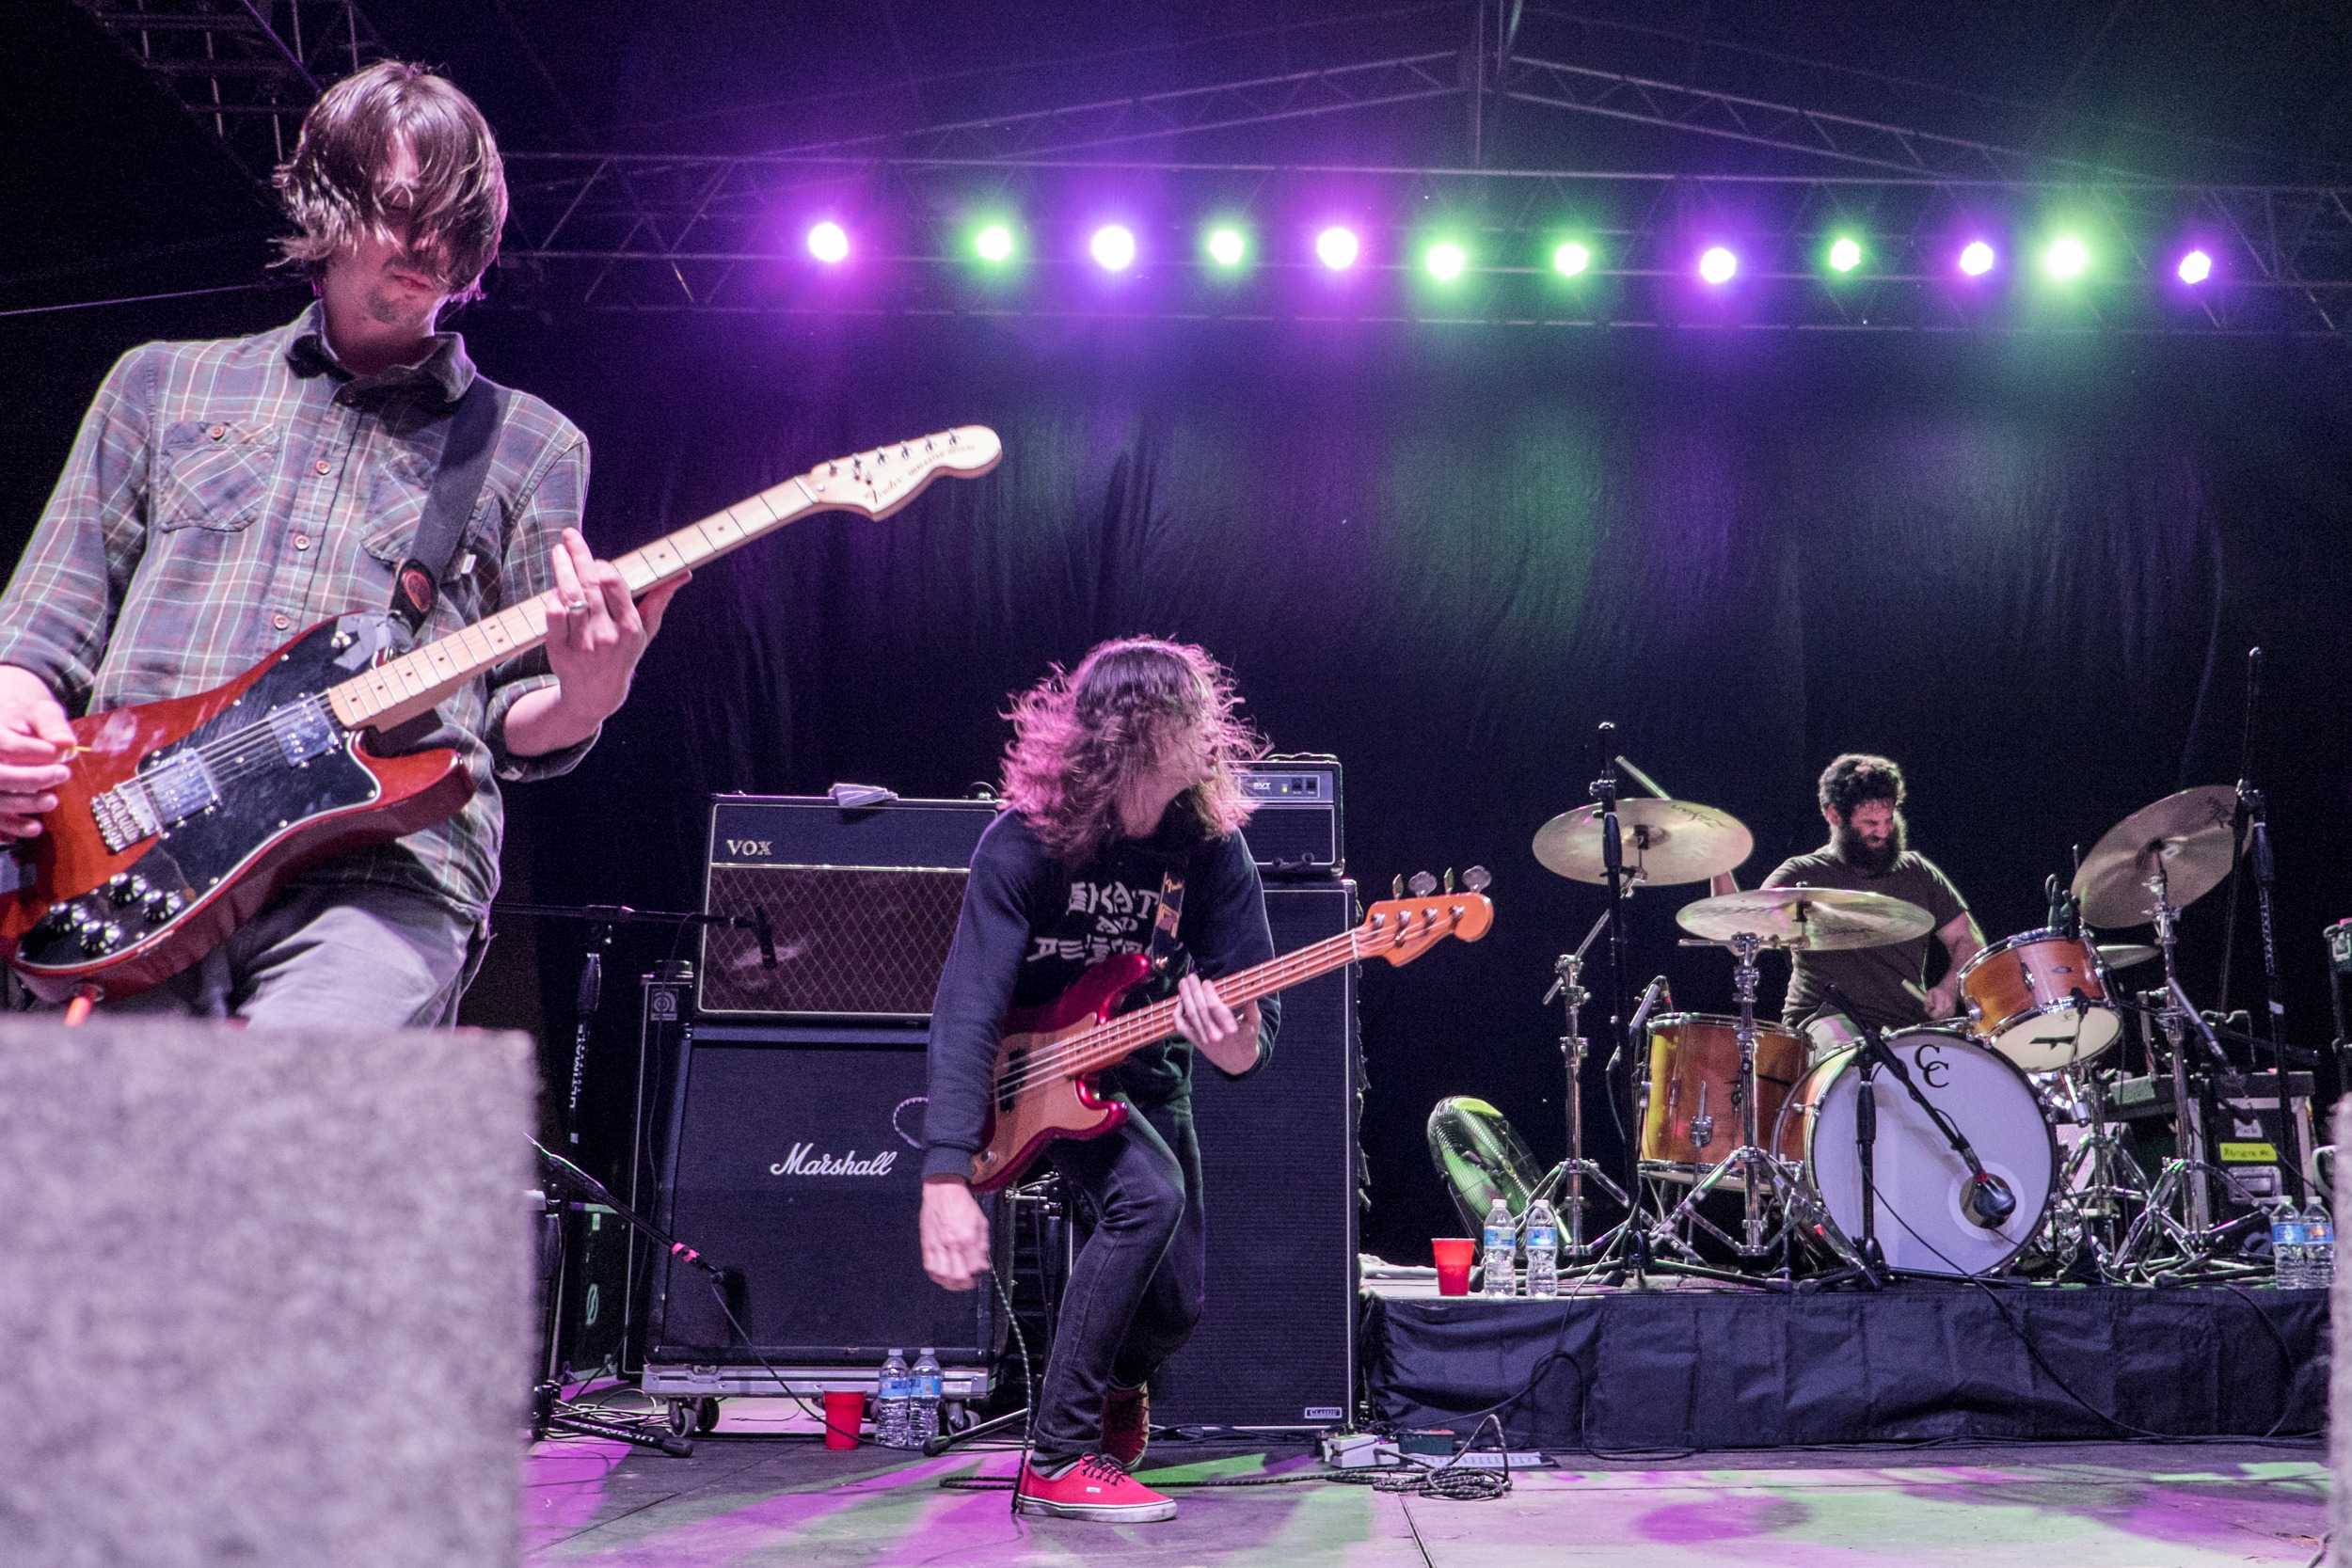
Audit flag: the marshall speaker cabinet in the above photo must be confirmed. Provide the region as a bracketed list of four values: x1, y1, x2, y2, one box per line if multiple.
[641, 1021, 1011, 1386]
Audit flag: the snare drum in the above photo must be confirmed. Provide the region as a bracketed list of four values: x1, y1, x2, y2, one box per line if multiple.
[1771, 1026, 2057, 1277]
[1641, 1013, 1804, 1177]
[1957, 927, 2120, 1069]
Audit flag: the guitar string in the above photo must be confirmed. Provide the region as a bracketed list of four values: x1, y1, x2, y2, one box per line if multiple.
[992, 912, 1474, 1099]
[989, 929, 1366, 1099]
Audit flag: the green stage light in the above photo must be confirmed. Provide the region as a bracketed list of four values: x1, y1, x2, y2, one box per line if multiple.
[1827, 235, 1864, 274]
[2044, 235, 2090, 280]
[1552, 240, 1592, 277]
[1204, 225, 1248, 269]
[973, 223, 1016, 265]
[1424, 240, 1468, 282]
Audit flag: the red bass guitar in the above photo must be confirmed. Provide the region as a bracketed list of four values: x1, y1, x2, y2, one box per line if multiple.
[966, 877, 1494, 1192]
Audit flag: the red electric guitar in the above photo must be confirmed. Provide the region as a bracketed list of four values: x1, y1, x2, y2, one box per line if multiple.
[966, 873, 1494, 1192]
[0, 426, 1002, 1002]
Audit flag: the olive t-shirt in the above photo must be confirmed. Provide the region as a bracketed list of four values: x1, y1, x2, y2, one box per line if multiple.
[1762, 845, 1968, 1035]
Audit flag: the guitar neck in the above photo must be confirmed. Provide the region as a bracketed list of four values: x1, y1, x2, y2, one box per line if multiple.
[316, 424, 1003, 735]
[1045, 927, 1367, 1084]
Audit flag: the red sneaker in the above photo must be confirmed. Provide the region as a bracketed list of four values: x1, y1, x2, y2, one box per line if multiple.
[1101, 1383, 1151, 1468]
[1015, 1453, 1177, 1522]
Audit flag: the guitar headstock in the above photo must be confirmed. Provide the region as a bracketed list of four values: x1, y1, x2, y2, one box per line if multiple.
[1359, 867, 1494, 966]
[799, 425, 1003, 519]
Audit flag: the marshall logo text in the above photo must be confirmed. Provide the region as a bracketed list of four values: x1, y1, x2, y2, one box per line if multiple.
[770, 1142, 898, 1178]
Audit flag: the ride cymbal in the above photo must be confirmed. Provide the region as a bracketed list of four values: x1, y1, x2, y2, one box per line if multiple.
[1532, 799, 1753, 887]
[1675, 886, 1935, 951]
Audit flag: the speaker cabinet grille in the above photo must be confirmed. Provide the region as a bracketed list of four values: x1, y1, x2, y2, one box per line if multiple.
[644, 1023, 1007, 1366]
[1152, 880, 1360, 1428]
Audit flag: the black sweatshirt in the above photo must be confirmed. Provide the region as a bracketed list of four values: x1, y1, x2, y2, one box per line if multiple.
[919, 806, 1281, 1180]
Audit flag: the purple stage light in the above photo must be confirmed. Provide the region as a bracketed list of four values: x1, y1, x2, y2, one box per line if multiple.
[1697, 245, 1738, 285]
[805, 221, 850, 265]
[1315, 226, 1360, 271]
[2177, 249, 2214, 285]
[1958, 240, 1997, 277]
[1089, 225, 1136, 273]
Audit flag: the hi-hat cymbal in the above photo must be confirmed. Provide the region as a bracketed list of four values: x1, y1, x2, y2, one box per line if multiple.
[2095, 942, 2160, 971]
[1532, 799, 1753, 887]
[2072, 785, 2243, 928]
[1676, 886, 1935, 951]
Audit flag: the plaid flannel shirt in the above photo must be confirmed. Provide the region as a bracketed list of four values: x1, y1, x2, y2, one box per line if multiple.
[0, 303, 597, 920]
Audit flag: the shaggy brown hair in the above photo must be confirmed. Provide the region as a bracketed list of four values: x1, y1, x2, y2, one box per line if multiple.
[273, 60, 506, 304]
[999, 638, 1264, 866]
[1818, 752, 1907, 818]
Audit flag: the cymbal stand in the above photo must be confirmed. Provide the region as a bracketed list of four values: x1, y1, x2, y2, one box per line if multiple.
[2106, 873, 2265, 1282]
[1531, 909, 1632, 1258]
[1648, 934, 1834, 1285]
[2040, 1064, 2153, 1281]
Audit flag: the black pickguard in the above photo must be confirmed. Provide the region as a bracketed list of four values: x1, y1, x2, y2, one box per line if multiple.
[15, 617, 392, 973]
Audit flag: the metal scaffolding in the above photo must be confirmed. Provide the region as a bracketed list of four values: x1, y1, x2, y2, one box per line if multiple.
[70, 1, 386, 184]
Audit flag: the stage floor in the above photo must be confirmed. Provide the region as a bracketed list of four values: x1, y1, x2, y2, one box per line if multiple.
[523, 1428, 2327, 1565]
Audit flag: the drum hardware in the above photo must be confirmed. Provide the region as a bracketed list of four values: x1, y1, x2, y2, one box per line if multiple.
[1530, 736, 1771, 1290]
[2099, 859, 2268, 1283]
[1645, 927, 1822, 1280]
[2039, 1064, 2154, 1277]
[1525, 913, 1632, 1259]
[2209, 648, 2303, 1206]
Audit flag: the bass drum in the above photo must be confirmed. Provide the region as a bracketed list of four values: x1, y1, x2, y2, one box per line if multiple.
[1772, 1027, 2058, 1277]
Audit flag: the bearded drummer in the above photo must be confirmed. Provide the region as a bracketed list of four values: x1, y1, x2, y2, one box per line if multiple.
[1757, 753, 1986, 1053]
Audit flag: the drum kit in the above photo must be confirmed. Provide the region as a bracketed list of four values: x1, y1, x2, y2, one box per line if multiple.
[1529, 770, 2279, 1288]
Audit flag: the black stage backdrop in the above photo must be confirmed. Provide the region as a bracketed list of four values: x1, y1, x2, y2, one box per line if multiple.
[5, 301, 2350, 1268]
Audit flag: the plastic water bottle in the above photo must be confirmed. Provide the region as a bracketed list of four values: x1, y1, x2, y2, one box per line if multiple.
[909, 1347, 944, 1447]
[2270, 1202, 2306, 1289]
[2302, 1198, 2334, 1291]
[876, 1348, 913, 1448]
[1523, 1200, 1560, 1297]
[1481, 1197, 1517, 1297]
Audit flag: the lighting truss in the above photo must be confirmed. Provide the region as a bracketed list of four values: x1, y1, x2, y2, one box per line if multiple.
[70, 0, 386, 184]
[492, 154, 2352, 338]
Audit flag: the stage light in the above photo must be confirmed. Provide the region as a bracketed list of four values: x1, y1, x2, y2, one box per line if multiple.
[2178, 248, 2213, 285]
[1698, 245, 1738, 285]
[1089, 225, 1136, 273]
[1205, 225, 1248, 269]
[1958, 240, 1997, 277]
[1827, 236, 1863, 274]
[2043, 235, 2090, 279]
[805, 221, 849, 265]
[1551, 240, 1592, 277]
[1424, 240, 1468, 282]
[1315, 226, 1360, 271]
[973, 223, 1016, 265]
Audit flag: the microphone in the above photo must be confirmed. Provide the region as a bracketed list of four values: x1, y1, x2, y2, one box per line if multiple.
[751, 909, 777, 969]
[1963, 1172, 2017, 1229]
[1628, 974, 1671, 1037]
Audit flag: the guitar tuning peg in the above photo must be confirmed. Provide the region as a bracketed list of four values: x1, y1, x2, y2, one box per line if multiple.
[1463, 864, 1492, 893]
[1391, 874, 1404, 900]
[1443, 867, 1455, 894]
[1408, 870, 1438, 897]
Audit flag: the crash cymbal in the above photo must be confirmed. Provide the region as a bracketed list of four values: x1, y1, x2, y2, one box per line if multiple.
[1532, 799, 1753, 887]
[2072, 785, 2243, 928]
[2095, 942, 2160, 972]
[1676, 886, 1935, 951]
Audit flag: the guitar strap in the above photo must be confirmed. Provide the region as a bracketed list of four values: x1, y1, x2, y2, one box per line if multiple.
[389, 377, 506, 637]
[1145, 866, 1187, 978]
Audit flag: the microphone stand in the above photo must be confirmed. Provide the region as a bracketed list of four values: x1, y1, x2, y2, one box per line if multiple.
[2213, 647, 2302, 1204]
[491, 900, 767, 1159]
[1806, 983, 2006, 1286]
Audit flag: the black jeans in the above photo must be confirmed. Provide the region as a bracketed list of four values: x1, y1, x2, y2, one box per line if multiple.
[1032, 1094, 1204, 1465]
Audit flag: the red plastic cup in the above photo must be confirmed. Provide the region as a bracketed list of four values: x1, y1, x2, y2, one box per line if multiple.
[1432, 1237, 1475, 1296]
[822, 1388, 866, 1449]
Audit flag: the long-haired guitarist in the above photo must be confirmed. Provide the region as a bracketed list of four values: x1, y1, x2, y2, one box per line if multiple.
[919, 637, 1280, 1522]
[0, 62, 679, 1023]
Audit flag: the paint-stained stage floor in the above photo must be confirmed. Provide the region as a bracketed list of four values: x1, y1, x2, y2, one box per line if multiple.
[524, 1421, 2327, 1566]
